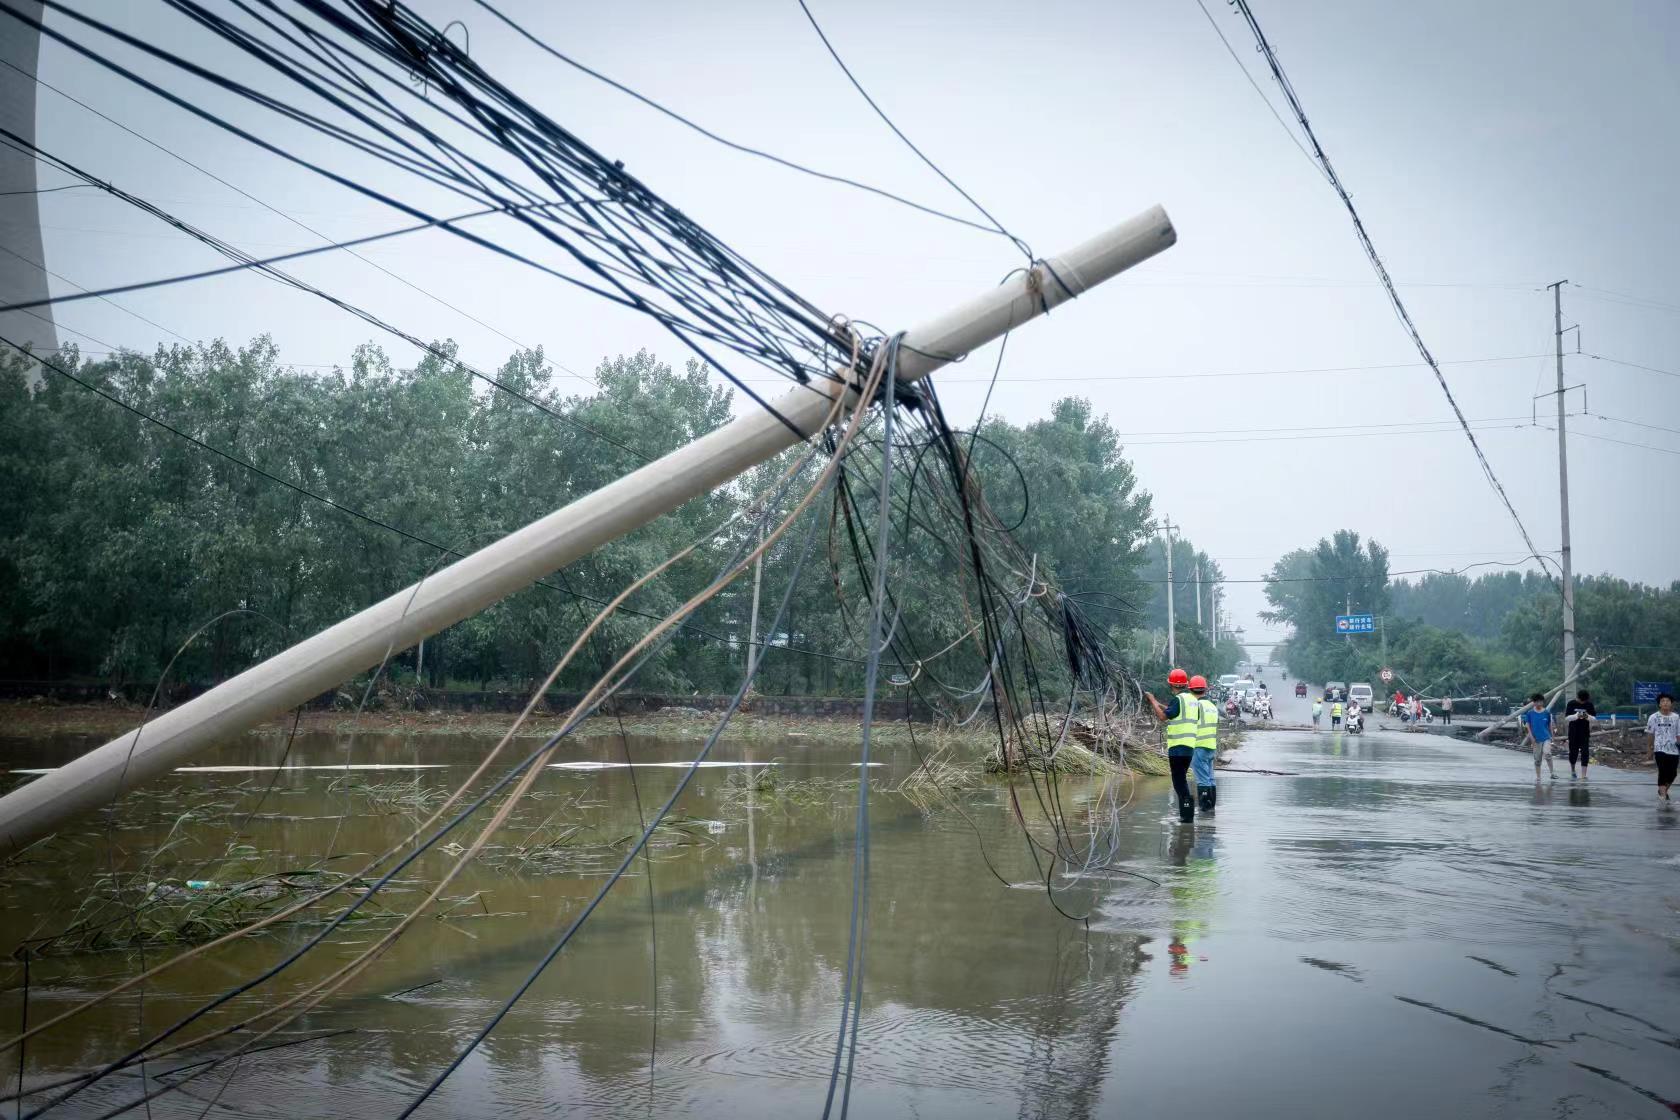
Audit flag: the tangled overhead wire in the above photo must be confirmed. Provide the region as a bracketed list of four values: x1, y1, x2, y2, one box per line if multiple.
[7, 0, 864, 429]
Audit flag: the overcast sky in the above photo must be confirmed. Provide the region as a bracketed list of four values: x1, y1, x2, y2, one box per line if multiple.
[19, 0, 1680, 654]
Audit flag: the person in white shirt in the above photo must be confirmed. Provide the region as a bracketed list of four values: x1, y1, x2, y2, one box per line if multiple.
[1647, 693, 1679, 802]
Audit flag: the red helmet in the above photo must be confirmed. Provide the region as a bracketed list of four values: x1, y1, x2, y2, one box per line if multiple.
[1188, 674, 1208, 691]
[1168, 668, 1190, 687]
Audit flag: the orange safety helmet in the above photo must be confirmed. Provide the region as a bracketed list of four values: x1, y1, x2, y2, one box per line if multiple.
[1168, 667, 1190, 688]
[1188, 674, 1208, 692]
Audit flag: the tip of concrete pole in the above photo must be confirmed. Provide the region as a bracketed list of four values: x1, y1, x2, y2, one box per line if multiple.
[1046, 204, 1177, 302]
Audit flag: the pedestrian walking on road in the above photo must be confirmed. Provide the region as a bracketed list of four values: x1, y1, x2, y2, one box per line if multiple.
[1647, 693, 1679, 802]
[1564, 689, 1596, 780]
[1311, 698, 1323, 730]
[1189, 675, 1220, 814]
[1147, 668, 1201, 823]
[1440, 695, 1453, 725]
[1330, 699, 1343, 730]
[1520, 693, 1557, 781]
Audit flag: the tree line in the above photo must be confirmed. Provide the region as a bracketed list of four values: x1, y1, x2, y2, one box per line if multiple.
[1262, 531, 1679, 709]
[0, 339, 1239, 701]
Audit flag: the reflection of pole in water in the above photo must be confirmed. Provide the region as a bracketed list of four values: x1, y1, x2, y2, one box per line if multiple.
[745, 749, 757, 893]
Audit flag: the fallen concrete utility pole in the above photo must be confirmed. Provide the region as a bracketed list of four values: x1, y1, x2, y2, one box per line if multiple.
[1475, 653, 1608, 742]
[0, 206, 1177, 856]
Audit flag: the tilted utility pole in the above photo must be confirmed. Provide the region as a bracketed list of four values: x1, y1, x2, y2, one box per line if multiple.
[1548, 280, 1578, 688]
[0, 207, 1177, 855]
[1163, 518, 1176, 664]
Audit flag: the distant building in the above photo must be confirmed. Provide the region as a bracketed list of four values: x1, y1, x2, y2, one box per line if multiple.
[0, 2, 57, 384]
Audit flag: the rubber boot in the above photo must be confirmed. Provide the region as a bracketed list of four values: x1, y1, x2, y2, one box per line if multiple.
[1177, 794, 1195, 823]
[1199, 786, 1216, 813]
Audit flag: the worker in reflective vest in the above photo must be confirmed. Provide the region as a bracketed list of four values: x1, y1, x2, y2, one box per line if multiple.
[1147, 667, 1200, 822]
[1189, 674, 1220, 813]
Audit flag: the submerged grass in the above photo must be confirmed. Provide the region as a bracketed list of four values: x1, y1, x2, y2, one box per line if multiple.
[326, 774, 447, 813]
[717, 765, 860, 816]
[17, 865, 382, 958]
[896, 748, 978, 813]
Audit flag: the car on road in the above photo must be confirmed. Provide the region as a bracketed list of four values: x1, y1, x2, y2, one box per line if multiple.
[1295, 681, 1308, 697]
[1217, 673, 1240, 694]
[1324, 680, 1346, 701]
[1349, 683, 1374, 710]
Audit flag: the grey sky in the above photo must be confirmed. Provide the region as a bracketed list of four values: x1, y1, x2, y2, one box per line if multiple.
[20, 0, 1680, 652]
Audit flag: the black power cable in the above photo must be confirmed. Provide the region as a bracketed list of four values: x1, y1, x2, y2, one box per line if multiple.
[793, 0, 1031, 262]
[471, 0, 1008, 241]
[0, 0, 852, 432]
[0, 130, 650, 463]
[1220, 0, 1555, 581]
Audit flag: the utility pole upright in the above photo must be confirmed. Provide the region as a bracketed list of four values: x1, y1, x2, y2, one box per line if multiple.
[1549, 280, 1578, 688]
[1195, 562, 1203, 629]
[1163, 519, 1176, 664]
[745, 518, 765, 677]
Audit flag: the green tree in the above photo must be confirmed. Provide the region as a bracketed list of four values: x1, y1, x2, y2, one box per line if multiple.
[1263, 530, 1390, 684]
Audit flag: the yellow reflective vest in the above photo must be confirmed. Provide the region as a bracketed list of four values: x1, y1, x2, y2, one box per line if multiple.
[1195, 696, 1220, 750]
[1165, 691, 1200, 750]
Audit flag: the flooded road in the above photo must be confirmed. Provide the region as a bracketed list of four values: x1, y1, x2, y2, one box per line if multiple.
[1, 722, 1676, 1118]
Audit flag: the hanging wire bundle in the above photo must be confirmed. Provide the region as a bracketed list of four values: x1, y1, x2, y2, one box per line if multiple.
[8, 0, 863, 427]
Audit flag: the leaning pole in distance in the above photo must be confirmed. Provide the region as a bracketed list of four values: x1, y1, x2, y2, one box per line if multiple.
[0, 206, 1177, 857]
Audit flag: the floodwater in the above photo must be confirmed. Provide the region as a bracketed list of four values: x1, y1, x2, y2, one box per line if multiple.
[1, 720, 1677, 1119]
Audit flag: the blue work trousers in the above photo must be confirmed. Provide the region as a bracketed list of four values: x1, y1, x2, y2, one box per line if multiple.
[1192, 747, 1217, 789]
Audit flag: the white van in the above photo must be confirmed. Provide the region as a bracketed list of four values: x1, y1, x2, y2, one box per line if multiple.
[1349, 683, 1374, 710]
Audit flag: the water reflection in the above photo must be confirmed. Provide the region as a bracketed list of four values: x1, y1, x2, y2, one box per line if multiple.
[3, 727, 1678, 1118]
[0, 733, 1148, 1118]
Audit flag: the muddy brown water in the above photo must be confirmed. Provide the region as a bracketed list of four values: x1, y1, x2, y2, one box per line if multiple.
[0, 725, 1676, 1118]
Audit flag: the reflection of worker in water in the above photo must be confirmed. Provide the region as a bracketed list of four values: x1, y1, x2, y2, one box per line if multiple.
[1146, 667, 1200, 823]
[1165, 826, 1217, 978]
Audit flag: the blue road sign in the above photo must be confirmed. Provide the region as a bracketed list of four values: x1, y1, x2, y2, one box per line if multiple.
[1632, 681, 1674, 704]
[1334, 613, 1375, 634]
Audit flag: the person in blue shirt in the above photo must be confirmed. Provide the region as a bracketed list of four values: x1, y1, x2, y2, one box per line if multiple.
[1519, 692, 1556, 781]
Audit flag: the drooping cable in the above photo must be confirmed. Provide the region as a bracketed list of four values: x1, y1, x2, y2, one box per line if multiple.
[470, 0, 1007, 241]
[1221, 0, 1554, 577]
[793, 0, 1031, 262]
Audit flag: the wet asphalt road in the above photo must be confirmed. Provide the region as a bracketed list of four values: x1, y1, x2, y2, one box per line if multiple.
[1098, 675, 1680, 1119]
